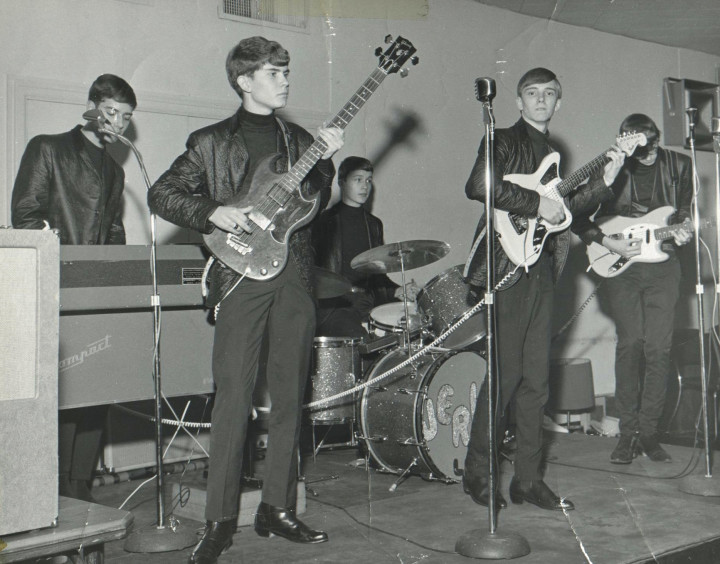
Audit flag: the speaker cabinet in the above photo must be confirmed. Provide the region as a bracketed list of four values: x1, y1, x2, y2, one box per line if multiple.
[663, 77, 720, 152]
[0, 230, 59, 535]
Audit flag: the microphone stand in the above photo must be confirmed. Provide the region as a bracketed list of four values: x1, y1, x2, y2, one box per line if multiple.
[680, 111, 720, 497]
[94, 122, 196, 551]
[456, 79, 530, 560]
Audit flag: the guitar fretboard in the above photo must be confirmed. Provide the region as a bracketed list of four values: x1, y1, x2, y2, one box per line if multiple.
[278, 68, 388, 198]
[556, 150, 612, 197]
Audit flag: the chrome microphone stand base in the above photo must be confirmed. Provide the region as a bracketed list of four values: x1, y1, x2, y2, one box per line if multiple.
[679, 474, 720, 497]
[124, 520, 197, 553]
[455, 529, 531, 560]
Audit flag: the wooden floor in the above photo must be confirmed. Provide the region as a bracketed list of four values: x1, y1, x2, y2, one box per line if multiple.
[38, 431, 720, 564]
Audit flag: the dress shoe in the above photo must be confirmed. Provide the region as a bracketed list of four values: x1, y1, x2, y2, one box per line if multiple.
[638, 434, 672, 462]
[610, 434, 639, 465]
[254, 502, 328, 544]
[462, 474, 507, 509]
[509, 478, 574, 511]
[188, 520, 236, 564]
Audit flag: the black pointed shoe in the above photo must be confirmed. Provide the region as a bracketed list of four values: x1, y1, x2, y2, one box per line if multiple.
[462, 474, 507, 510]
[254, 502, 328, 544]
[188, 520, 236, 564]
[509, 478, 574, 511]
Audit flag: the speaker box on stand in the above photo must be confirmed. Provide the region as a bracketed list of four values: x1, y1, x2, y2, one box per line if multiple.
[0, 229, 60, 535]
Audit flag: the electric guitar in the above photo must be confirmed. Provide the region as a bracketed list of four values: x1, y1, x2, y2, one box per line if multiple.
[495, 132, 647, 268]
[204, 36, 418, 279]
[586, 206, 711, 277]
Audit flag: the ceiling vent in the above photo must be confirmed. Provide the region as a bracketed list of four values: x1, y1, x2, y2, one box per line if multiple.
[219, 0, 308, 31]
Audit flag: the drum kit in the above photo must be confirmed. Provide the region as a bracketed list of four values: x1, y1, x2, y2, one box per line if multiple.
[306, 240, 488, 485]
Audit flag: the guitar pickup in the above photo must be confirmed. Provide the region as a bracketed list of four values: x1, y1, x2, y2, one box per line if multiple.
[226, 233, 252, 255]
[249, 210, 274, 231]
[608, 257, 628, 274]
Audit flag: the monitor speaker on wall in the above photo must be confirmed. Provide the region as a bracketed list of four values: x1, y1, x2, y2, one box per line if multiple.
[0, 229, 60, 535]
[663, 77, 720, 152]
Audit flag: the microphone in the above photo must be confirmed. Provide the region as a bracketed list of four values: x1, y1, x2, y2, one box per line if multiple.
[82, 108, 107, 125]
[686, 107, 698, 130]
[475, 77, 496, 103]
[711, 116, 720, 136]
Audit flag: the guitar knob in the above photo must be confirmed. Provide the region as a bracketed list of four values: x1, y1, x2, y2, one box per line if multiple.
[272, 260, 279, 267]
[384, 34, 393, 44]
[260, 268, 268, 276]
[411, 56, 419, 66]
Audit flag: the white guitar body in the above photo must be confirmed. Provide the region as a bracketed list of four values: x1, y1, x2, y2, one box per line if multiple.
[498, 152, 572, 267]
[586, 206, 674, 278]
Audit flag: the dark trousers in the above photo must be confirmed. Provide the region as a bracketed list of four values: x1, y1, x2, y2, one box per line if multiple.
[59, 405, 107, 481]
[465, 254, 554, 482]
[602, 257, 681, 437]
[205, 262, 316, 522]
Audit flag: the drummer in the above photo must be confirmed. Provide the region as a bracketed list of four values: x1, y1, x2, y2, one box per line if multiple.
[312, 156, 419, 338]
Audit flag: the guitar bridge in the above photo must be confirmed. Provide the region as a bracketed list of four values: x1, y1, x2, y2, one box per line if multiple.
[226, 233, 252, 255]
[608, 257, 629, 274]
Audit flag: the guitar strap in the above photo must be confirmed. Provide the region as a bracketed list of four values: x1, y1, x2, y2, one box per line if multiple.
[668, 149, 679, 213]
[275, 117, 293, 171]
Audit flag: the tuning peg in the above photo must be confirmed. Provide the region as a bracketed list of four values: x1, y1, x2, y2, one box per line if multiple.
[375, 47, 383, 56]
[400, 69, 409, 78]
[411, 56, 419, 66]
[384, 34, 393, 44]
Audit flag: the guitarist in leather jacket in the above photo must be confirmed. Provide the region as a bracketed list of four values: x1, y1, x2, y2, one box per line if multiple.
[462, 67, 624, 514]
[147, 37, 344, 564]
[573, 114, 692, 465]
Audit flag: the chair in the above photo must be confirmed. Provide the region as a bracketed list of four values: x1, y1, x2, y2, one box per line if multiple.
[548, 358, 596, 432]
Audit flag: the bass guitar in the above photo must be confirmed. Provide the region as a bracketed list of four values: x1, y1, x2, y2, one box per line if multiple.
[204, 36, 418, 279]
[586, 206, 711, 277]
[496, 132, 646, 268]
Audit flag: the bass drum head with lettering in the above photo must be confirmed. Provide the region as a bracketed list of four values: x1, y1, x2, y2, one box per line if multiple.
[421, 351, 486, 480]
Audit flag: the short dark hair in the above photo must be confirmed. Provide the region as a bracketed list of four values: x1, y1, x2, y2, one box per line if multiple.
[516, 67, 562, 99]
[88, 74, 137, 108]
[226, 36, 290, 97]
[619, 113, 660, 140]
[338, 156, 373, 184]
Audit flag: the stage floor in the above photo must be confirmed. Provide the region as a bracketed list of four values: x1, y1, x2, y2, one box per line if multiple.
[86, 431, 720, 563]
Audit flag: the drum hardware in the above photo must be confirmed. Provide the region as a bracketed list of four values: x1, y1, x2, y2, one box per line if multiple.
[397, 438, 425, 447]
[355, 433, 387, 442]
[395, 387, 426, 396]
[352, 239, 450, 357]
[389, 457, 419, 492]
[368, 385, 388, 392]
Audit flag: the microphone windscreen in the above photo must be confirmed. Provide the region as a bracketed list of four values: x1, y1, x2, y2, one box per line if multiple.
[82, 108, 104, 122]
[475, 77, 497, 102]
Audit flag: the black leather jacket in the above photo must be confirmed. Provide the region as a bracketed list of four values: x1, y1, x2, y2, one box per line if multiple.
[464, 118, 612, 290]
[11, 125, 126, 245]
[312, 203, 398, 304]
[572, 147, 692, 246]
[147, 108, 334, 307]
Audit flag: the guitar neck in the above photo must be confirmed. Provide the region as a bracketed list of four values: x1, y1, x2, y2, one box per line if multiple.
[282, 68, 388, 189]
[556, 150, 613, 197]
[655, 221, 696, 241]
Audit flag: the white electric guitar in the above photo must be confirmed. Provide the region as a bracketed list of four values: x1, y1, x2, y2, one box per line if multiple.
[586, 206, 711, 277]
[496, 132, 647, 268]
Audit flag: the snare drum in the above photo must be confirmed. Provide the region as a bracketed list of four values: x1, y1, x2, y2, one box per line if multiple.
[368, 302, 425, 339]
[417, 265, 486, 350]
[359, 348, 485, 481]
[307, 337, 361, 423]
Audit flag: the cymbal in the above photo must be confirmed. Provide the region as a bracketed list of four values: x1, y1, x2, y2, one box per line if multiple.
[351, 240, 451, 274]
[312, 267, 353, 299]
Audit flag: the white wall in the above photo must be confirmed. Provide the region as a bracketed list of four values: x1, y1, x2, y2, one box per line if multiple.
[2, 0, 719, 394]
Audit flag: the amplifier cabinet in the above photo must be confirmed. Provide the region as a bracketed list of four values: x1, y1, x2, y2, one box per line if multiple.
[0, 230, 59, 535]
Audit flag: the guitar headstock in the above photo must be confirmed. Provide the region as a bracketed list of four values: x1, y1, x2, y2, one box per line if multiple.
[376, 35, 418, 76]
[616, 131, 648, 156]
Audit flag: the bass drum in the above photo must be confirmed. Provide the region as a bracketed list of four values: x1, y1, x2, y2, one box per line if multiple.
[359, 348, 486, 481]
